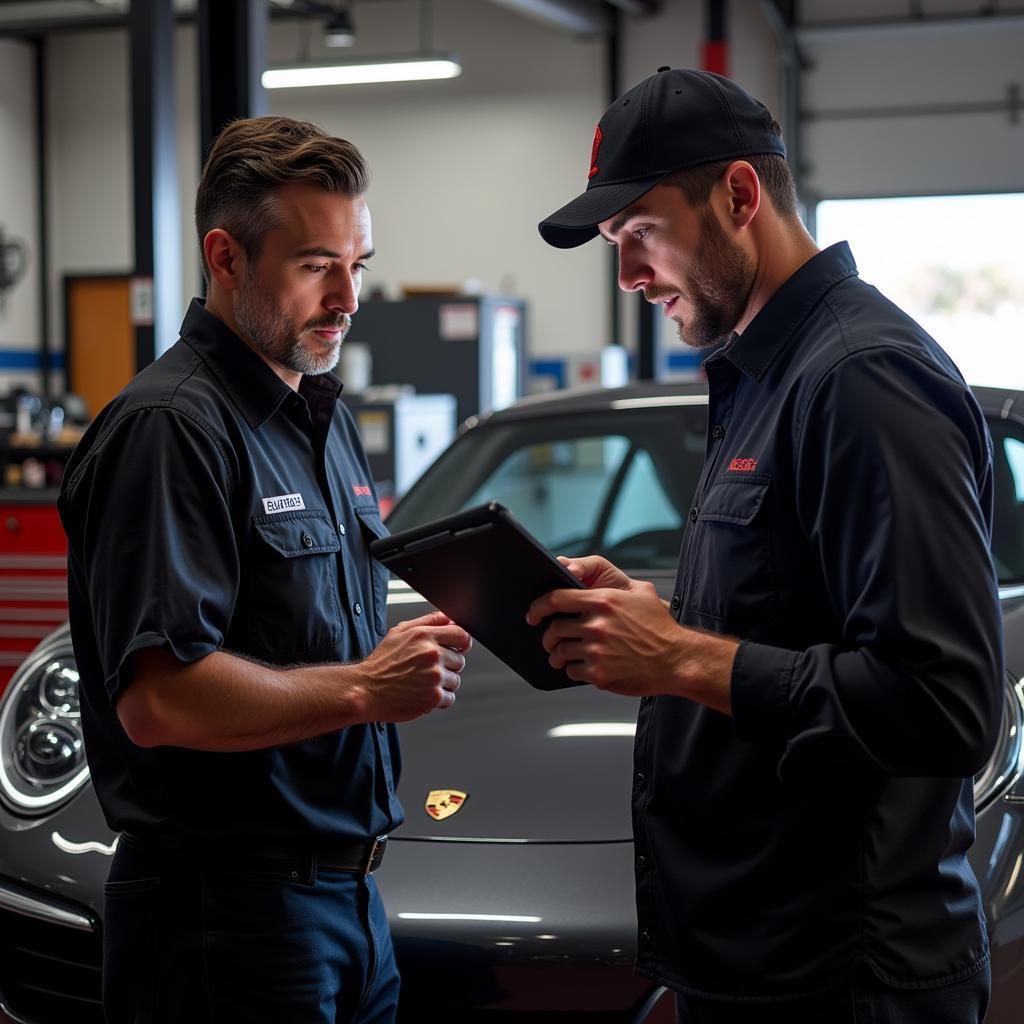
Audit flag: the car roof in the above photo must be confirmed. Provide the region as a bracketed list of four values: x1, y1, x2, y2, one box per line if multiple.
[468, 381, 709, 428]
[465, 381, 1022, 430]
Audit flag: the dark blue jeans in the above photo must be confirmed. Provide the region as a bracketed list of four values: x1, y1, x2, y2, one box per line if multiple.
[103, 835, 400, 1023]
[675, 962, 991, 1024]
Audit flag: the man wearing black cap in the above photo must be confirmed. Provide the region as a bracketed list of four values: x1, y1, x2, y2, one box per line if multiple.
[528, 68, 1001, 1022]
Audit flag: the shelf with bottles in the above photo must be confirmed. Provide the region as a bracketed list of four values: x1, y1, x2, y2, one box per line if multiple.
[0, 388, 88, 491]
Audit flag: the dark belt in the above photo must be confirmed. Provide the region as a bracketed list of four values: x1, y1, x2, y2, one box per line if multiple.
[121, 831, 388, 876]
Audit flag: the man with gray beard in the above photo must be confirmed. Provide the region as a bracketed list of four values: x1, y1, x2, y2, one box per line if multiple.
[58, 116, 470, 1023]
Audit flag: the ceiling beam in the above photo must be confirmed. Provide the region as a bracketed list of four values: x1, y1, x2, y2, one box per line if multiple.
[603, 0, 660, 12]
[486, 0, 611, 36]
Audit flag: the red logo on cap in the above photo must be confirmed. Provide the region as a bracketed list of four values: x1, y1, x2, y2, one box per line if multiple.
[588, 124, 603, 180]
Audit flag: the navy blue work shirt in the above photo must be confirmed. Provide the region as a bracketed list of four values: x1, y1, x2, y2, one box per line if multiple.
[58, 299, 403, 843]
[633, 243, 1004, 999]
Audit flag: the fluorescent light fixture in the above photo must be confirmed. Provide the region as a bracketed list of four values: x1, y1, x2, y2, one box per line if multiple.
[398, 913, 542, 922]
[262, 55, 461, 89]
[547, 722, 637, 739]
[324, 9, 356, 47]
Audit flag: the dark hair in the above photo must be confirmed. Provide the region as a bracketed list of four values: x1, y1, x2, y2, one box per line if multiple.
[195, 116, 370, 284]
[663, 118, 798, 218]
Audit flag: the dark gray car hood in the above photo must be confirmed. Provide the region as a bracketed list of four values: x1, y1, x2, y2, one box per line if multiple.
[388, 592, 639, 843]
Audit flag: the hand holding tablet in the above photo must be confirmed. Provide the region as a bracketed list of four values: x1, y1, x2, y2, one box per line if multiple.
[369, 502, 585, 691]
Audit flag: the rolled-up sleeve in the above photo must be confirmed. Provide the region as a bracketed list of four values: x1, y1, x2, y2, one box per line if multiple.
[732, 348, 1004, 778]
[60, 406, 240, 702]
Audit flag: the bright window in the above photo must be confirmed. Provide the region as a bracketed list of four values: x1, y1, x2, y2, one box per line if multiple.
[815, 194, 1024, 389]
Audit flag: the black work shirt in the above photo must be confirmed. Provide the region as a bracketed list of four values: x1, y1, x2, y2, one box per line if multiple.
[633, 243, 1003, 998]
[58, 299, 403, 843]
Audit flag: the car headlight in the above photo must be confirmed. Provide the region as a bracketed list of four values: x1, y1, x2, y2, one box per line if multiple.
[0, 628, 89, 815]
[974, 674, 1024, 813]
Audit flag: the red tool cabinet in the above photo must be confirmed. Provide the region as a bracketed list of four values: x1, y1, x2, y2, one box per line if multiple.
[0, 493, 68, 694]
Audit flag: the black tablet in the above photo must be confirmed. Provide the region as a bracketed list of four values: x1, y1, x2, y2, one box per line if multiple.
[369, 501, 585, 691]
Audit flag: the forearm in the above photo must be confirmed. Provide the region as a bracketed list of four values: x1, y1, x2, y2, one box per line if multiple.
[533, 577, 740, 707]
[669, 627, 740, 716]
[118, 648, 370, 752]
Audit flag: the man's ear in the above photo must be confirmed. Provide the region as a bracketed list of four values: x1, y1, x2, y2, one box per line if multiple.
[722, 160, 760, 230]
[203, 229, 245, 291]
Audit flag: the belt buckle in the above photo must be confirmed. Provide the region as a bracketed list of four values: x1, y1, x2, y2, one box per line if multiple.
[363, 835, 387, 875]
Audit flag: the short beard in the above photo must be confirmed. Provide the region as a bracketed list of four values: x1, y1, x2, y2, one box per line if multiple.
[671, 205, 755, 350]
[235, 270, 350, 377]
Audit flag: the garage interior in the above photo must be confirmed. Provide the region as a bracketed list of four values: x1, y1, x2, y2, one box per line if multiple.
[0, 0, 1020, 650]
[0, 1, 1022, 1022]
[0, 0, 1021, 426]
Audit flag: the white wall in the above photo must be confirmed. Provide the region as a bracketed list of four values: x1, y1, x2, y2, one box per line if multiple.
[259, 0, 609, 357]
[42, 0, 608, 375]
[20, 0, 1022, 397]
[45, 28, 131, 358]
[45, 24, 199, 362]
[0, 36, 43, 391]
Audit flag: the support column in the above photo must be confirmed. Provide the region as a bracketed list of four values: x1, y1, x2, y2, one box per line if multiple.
[33, 38, 50, 398]
[129, 0, 181, 366]
[198, 0, 268, 163]
[702, 0, 728, 76]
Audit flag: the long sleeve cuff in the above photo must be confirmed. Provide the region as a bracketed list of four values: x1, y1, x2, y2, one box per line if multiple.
[731, 640, 798, 745]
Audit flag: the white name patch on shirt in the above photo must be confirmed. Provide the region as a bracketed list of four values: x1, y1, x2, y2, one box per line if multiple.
[262, 493, 306, 515]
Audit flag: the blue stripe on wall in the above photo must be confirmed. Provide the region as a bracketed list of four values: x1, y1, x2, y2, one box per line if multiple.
[667, 352, 702, 371]
[528, 359, 567, 390]
[0, 350, 65, 370]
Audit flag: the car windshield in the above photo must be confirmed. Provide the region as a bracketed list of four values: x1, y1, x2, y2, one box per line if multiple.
[388, 401, 1024, 585]
[988, 418, 1024, 586]
[387, 404, 707, 572]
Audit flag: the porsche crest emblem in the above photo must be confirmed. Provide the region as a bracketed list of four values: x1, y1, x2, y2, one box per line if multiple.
[425, 789, 468, 821]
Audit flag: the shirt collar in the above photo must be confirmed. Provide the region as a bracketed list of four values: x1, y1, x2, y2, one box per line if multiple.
[179, 299, 343, 428]
[708, 241, 859, 381]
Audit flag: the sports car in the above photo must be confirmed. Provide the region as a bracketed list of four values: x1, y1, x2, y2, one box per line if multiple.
[1, 381, 1023, 1023]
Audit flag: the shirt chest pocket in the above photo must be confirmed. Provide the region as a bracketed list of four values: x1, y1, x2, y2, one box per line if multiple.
[248, 511, 343, 657]
[689, 477, 780, 627]
[354, 507, 390, 638]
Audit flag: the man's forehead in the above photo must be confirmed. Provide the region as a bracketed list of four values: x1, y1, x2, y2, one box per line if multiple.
[266, 187, 372, 250]
[273, 183, 369, 222]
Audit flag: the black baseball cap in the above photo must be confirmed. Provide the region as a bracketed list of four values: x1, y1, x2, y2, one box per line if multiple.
[538, 67, 786, 249]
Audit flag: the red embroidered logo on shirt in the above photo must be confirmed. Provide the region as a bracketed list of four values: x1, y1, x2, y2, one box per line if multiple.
[352, 485, 372, 496]
[728, 458, 758, 473]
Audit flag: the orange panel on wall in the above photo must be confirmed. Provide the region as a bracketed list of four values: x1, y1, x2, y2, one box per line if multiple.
[66, 276, 134, 420]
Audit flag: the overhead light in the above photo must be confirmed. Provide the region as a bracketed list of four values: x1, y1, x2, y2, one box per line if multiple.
[397, 913, 542, 923]
[262, 55, 462, 89]
[324, 7, 356, 47]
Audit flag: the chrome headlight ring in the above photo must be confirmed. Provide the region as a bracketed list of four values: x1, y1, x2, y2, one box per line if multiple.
[0, 629, 90, 815]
